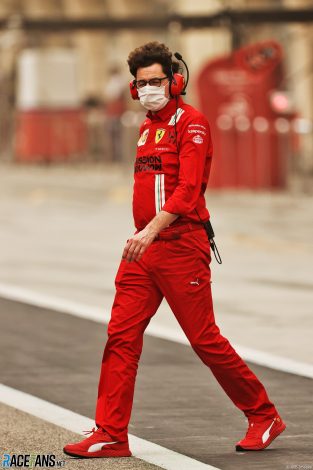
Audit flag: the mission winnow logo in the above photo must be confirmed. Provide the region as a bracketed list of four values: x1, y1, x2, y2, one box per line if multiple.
[1, 454, 66, 468]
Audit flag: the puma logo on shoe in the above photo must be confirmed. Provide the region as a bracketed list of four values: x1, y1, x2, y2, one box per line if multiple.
[262, 420, 275, 443]
[88, 442, 118, 452]
[190, 278, 200, 286]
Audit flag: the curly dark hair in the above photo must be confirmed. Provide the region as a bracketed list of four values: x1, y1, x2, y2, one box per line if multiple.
[127, 41, 179, 77]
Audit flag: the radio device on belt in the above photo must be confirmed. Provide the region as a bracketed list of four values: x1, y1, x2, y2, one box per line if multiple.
[203, 220, 222, 264]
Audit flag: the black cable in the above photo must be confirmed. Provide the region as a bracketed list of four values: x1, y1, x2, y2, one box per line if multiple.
[172, 52, 221, 264]
[196, 207, 222, 265]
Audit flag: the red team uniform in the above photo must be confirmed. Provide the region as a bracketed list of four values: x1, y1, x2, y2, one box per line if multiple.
[95, 97, 282, 444]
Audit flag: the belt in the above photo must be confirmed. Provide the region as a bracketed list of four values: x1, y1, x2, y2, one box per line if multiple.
[154, 223, 204, 241]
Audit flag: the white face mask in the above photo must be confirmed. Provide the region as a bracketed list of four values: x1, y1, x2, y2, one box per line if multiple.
[138, 85, 169, 112]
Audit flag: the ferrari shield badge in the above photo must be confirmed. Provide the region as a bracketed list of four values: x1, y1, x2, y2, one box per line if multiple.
[155, 128, 166, 144]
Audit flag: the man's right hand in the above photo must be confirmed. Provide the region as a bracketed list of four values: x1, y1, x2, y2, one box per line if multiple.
[122, 226, 157, 263]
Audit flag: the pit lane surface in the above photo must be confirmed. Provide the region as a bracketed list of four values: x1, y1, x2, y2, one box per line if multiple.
[1, 297, 312, 470]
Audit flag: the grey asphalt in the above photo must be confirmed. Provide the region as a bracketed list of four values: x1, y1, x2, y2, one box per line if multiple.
[1, 297, 312, 470]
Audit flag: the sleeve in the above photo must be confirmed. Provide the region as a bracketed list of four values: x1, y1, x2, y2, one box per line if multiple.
[162, 114, 213, 216]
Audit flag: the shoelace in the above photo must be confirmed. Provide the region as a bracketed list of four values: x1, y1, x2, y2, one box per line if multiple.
[83, 427, 103, 436]
[245, 421, 259, 439]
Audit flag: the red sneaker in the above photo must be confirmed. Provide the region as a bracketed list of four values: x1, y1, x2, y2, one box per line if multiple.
[63, 427, 131, 458]
[236, 415, 286, 451]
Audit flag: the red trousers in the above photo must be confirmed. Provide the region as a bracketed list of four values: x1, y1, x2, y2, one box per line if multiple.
[95, 228, 277, 441]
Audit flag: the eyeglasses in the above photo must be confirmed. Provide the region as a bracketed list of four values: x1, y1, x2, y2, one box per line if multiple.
[134, 76, 168, 89]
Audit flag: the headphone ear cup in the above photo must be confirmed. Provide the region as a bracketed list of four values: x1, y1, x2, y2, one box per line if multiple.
[129, 80, 139, 100]
[169, 73, 185, 97]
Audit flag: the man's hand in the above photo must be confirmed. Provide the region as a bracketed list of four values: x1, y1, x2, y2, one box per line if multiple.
[122, 226, 157, 263]
[122, 210, 179, 262]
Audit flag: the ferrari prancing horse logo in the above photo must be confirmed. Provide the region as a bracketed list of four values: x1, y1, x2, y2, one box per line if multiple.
[155, 128, 166, 143]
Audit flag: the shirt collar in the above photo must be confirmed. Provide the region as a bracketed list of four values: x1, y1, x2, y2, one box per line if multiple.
[147, 96, 184, 122]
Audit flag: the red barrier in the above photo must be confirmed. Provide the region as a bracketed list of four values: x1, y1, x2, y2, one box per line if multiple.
[15, 108, 88, 163]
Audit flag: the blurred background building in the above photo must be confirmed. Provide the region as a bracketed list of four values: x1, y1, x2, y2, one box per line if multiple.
[0, 0, 312, 190]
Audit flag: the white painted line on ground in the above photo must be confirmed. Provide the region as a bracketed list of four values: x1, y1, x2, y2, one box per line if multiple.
[233, 345, 313, 380]
[0, 384, 220, 470]
[0, 283, 111, 324]
[0, 282, 313, 379]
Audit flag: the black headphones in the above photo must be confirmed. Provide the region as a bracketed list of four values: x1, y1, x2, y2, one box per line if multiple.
[173, 52, 189, 95]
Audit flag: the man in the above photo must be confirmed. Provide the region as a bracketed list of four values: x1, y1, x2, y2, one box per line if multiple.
[63, 42, 286, 459]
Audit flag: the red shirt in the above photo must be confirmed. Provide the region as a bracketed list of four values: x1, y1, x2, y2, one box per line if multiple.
[133, 97, 213, 231]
